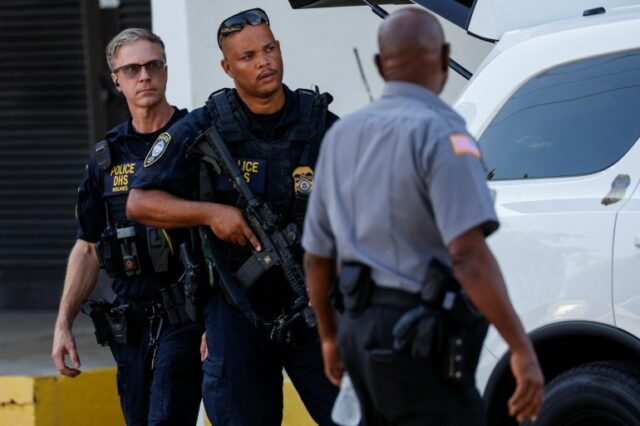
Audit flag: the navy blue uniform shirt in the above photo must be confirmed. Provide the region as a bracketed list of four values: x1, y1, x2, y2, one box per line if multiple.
[76, 108, 189, 301]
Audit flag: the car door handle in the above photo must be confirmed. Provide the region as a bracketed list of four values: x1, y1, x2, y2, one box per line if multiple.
[635, 235, 640, 248]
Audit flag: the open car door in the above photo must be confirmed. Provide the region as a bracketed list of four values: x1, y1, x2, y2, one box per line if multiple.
[289, 0, 640, 41]
[289, 1, 409, 7]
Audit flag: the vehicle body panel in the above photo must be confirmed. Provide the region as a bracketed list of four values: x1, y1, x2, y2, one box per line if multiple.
[454, 7, 640, 387]
[613, 186, 640, 339]
[468, 0, 640, 41]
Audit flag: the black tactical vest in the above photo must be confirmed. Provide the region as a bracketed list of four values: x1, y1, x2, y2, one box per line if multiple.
[200, 87, 331, 267]
[96, 135, 174, 279]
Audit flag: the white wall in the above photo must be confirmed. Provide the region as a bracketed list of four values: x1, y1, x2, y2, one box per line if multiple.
[151, 0, 493, 115]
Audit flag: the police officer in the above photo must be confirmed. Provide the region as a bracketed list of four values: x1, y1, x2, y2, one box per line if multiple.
[303, 8, 544, 426]
[126, 8, 339, 426]
[52, 28, 203, 426]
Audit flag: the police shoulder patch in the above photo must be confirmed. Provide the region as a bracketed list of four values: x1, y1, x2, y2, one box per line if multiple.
[144, 132, 171, 167]
[449, 133, 481, 159]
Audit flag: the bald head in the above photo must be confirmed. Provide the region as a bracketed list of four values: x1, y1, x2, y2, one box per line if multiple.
[379, 8, 444, 57]
[375, 8, 449, 93]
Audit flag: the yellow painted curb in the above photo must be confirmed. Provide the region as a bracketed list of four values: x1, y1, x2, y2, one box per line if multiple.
[0, 369, 124, 426]
[283, 377, 316, 426]
[0, 376, 36, 426]
[203, 376, 316, 426]
[2, 369, 317, 426]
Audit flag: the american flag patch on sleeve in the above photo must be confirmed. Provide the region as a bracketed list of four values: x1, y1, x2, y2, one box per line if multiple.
[449, 133, 481, 159]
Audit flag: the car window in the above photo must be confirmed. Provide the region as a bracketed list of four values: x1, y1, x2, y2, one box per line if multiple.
[480, 49, 640, 180]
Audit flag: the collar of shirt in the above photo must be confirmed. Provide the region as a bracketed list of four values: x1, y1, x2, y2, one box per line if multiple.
[103, 107, 187, 157]
[381, 81, 449, 111]
[233, 84, 299, 140]
[104, 107, 186, 141]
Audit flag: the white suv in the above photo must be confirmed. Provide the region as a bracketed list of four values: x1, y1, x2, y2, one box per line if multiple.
[455, 3, 640, 425]
[290, 1, 640, 424]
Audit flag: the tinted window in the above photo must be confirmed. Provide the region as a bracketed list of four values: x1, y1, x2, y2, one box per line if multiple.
[412, 0, 472, 28]
[480, 50, 640, 180]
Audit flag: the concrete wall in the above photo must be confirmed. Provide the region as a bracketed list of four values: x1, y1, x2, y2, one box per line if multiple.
[150, 0, 493, 115]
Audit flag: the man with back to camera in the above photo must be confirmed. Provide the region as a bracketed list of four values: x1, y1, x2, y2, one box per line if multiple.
[126, 8, 339, 426]
[51, 28, 203, 426]
[303, 8, 545, 426]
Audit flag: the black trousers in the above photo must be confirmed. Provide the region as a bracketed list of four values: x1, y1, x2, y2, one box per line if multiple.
[338, 305, 487, 426]
[201, 288, 338, 426]
[111, 320, 204, 426]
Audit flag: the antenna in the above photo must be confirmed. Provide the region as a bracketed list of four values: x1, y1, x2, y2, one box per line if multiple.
[353, 47, 374, 102]
[362, 0, 389, 18]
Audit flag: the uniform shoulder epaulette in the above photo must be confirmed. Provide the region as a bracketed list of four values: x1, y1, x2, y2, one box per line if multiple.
[296, 86, 333, 108]
[95, 139, 112, 171]
[207, 88, 233, 101]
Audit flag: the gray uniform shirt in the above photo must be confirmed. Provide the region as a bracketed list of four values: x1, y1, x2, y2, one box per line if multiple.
[302, 81, 498, 293]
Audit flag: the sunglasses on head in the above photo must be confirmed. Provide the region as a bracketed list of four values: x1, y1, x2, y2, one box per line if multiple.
[112, 60, 166, 78]
[217, 8, 270, 48]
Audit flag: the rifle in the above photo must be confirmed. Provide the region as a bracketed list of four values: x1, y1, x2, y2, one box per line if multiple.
[189, 126, 316, 329]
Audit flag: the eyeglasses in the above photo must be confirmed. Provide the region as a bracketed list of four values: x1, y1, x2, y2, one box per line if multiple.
[217, 8, 270, 48]
[112, 60, 166, 78]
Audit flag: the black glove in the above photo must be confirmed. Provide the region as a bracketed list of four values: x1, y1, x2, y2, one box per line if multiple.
[392, 305, 441, 359]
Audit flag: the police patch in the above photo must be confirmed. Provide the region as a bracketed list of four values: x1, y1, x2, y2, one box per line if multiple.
[144, 132, 171, 167]
[215, 158, 268, 194]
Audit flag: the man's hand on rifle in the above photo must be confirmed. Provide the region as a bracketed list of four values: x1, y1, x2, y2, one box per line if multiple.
[208, 204, 261, 251]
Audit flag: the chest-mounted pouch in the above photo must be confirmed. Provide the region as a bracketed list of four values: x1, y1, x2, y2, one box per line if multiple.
[315, 87, 334, 107]
[297, 86, 333, 108]
[95, 140, 112, 171]
[96, 223, 142, 278]
[96, 227, 123, 277]
[147, 227, 174, 273]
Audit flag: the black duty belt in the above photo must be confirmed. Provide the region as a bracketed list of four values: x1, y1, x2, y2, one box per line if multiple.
[126, 299, 164, 318]
[369, 286, 422, 310]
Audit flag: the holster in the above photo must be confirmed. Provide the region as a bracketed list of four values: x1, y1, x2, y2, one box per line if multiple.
[390, 259, 488, 387]
[338, 262, 373, 315]
[392, 305, 443, 360]
[82, 300, 114, 346]
[331, 280, 345, 313]
[440, 293, 488, 386]
[82, 300, 141, 346]
[106, 304, 134, 344]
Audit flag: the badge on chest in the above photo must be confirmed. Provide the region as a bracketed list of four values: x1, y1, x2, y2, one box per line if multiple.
[216, 157, 267, 194]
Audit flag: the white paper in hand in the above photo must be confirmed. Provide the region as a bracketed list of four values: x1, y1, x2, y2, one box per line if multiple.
[331, 374, 361, 426]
